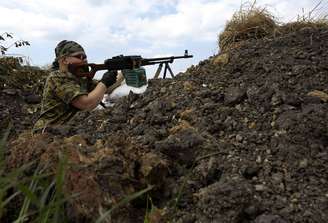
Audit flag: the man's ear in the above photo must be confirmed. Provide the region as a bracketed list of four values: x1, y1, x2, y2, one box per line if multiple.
[61, 57, 69, 65]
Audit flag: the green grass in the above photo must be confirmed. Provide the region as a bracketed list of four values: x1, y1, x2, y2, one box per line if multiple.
[96, 185, 154, 223]
[0, 123, 156, 222]
[143, 195, 153, 223]
[0, 123, 71, 222]
[13, 153, 71, 223]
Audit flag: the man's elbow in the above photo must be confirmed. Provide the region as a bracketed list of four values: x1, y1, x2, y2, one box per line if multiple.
[71, 95, 95, 111]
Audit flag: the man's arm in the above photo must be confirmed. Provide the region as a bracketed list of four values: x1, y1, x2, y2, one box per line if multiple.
[71, 82, 107, 110]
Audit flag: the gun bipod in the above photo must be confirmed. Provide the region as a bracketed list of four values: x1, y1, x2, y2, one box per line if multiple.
[154, 62, 175, 79]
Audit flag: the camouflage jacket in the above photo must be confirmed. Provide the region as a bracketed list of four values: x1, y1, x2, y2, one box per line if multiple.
[33, 70, 97, 132]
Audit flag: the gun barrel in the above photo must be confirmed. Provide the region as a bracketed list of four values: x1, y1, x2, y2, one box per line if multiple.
[141, 55, 193, 66]
[144, 55, 193, 62]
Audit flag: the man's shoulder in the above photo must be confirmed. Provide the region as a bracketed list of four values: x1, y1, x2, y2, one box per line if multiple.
[48, 70, 68, 78]
[46, 70, 65, 82]
[47, 70, 77, 83]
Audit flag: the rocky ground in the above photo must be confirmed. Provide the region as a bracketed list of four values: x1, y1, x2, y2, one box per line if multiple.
[1, 27, 328, 223]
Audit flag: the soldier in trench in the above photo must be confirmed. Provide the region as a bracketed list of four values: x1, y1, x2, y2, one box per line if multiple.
[33, 40, 119, 133]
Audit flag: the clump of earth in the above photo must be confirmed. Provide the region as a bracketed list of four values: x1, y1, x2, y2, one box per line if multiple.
[2, 26, 328, 222]
[0, 57, 48, 137]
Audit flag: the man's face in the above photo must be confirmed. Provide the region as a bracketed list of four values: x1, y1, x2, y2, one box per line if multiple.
[65, 51, 88, 65]
[61, 51, 89, 75]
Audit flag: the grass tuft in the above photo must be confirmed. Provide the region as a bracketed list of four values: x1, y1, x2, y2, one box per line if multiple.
[218, 1, 278, 52]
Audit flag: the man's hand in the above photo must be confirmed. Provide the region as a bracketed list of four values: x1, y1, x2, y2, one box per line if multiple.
[100, 71, 118, 87]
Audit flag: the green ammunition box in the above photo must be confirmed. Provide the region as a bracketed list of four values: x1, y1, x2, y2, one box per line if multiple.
[122, 68, 147, 87]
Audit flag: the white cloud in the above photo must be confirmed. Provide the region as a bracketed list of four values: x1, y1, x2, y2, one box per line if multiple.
[0, 0, 325, 67]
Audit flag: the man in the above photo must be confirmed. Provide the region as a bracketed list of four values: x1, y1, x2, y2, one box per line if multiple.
[33, 40, 118, 133]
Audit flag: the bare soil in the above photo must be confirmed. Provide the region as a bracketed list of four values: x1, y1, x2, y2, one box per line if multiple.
[2, 27, 328, 223]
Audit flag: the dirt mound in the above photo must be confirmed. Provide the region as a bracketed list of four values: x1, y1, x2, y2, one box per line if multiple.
[5, 26, 328, 222]
[0, 57, 48, 137]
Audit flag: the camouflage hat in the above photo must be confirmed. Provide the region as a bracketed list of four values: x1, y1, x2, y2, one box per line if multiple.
[55, 40, 85, 59]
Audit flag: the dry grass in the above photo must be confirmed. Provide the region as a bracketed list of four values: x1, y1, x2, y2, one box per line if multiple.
[278, 20, 328, 34]
[218, 1, 328, 53]
[279, 1, 328, 33]
[218, 2, 278, 52]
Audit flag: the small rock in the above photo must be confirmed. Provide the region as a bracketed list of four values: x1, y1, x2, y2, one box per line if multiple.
[236, 134, 243, 142]
[256, 156, 262, 163]
[255, 184, 267, 192]
[292, 64, 308, 74]
[179, 108, 195, 121]
[243, 165, 260, 179]
[160, 87, 166, 93]
[235, 104, 242, 111]
[224, 87, 247, 105]
[272, 173, 283, 184]
[303, 210, 312, 217]
[299, 159, 308, 169]
[249, 122, 256, 129]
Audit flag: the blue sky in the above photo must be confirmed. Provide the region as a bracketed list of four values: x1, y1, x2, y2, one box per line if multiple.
[0, 0, 324, 78]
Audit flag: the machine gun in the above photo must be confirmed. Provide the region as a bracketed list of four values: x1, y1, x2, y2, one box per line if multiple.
[72, 50, 193, 79]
